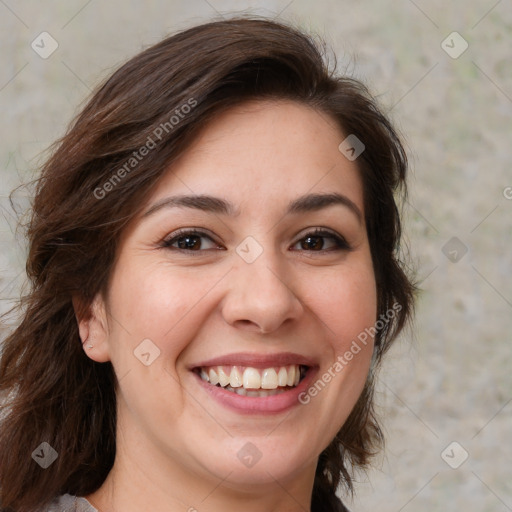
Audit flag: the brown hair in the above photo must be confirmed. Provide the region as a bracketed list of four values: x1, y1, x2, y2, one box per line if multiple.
[0, 17, 415, 512]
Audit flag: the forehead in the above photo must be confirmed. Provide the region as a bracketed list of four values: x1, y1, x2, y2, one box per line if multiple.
[148, 100, 364, 215]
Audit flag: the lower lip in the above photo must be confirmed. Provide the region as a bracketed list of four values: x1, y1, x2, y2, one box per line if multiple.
[194, 368, 317, 414]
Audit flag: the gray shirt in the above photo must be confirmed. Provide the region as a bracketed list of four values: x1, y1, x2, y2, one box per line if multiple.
[46, 494, 98, 512]
[45, 493, 350, 511]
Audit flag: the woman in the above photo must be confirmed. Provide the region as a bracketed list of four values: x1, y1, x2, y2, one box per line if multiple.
[0, 17, 415, 512]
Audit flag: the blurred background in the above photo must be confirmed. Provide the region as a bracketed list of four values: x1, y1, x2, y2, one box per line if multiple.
[1, 1, 511, 510]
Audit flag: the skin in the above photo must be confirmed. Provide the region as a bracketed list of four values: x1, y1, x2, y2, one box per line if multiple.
[78, 100, 377, 512]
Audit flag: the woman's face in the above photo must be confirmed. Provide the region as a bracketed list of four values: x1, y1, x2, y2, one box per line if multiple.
[83, 100, 377, 493]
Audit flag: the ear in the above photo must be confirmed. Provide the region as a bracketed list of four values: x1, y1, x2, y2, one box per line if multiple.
[72, 293, 111, 363]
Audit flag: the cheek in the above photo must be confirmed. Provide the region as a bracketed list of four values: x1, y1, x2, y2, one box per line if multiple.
[104, 261, 220, 428]
[304, 260, 377, 411]
[108, 260, 208, 347]
[311, 262, 377, 351]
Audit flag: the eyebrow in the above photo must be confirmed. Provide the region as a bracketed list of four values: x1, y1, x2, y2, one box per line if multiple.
[143, 192, 363, 223]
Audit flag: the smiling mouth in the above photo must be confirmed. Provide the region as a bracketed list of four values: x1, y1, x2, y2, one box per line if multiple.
[194, 364, 308, 397]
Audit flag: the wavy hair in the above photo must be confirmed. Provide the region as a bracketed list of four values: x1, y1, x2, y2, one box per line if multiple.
[0, 17, 415, 512]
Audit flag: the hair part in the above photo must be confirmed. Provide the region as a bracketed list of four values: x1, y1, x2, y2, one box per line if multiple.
[0, 16, 415, 512]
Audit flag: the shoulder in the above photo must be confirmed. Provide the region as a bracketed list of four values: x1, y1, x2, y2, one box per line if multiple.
[43, 494, 98, 512]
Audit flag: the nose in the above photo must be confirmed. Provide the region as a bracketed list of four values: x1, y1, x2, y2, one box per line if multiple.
[220, 248, 304, 334]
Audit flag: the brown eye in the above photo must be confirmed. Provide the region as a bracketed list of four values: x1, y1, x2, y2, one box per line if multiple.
[175, 234, 202, 250]
[162, 230, 221, 252]
[300, 235, 325, 251]
[292, 229, 351, 252]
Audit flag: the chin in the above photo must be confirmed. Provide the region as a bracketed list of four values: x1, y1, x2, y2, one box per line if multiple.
[196, 437, 316, 488]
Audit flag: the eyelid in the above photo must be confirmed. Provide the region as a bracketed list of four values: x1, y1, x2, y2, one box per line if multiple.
[294, 226, 343, 241]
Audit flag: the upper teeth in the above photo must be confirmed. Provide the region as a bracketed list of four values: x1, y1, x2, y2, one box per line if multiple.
[199, 365, 302, 390]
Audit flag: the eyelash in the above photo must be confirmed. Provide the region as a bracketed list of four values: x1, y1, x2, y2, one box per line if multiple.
[160, 228, 352, 255]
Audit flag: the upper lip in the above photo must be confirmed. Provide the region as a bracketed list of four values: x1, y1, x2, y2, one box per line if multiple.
[190, 352, 317, 369]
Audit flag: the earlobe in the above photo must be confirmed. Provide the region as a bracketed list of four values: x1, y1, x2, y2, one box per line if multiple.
[72, 294, 111, 363]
